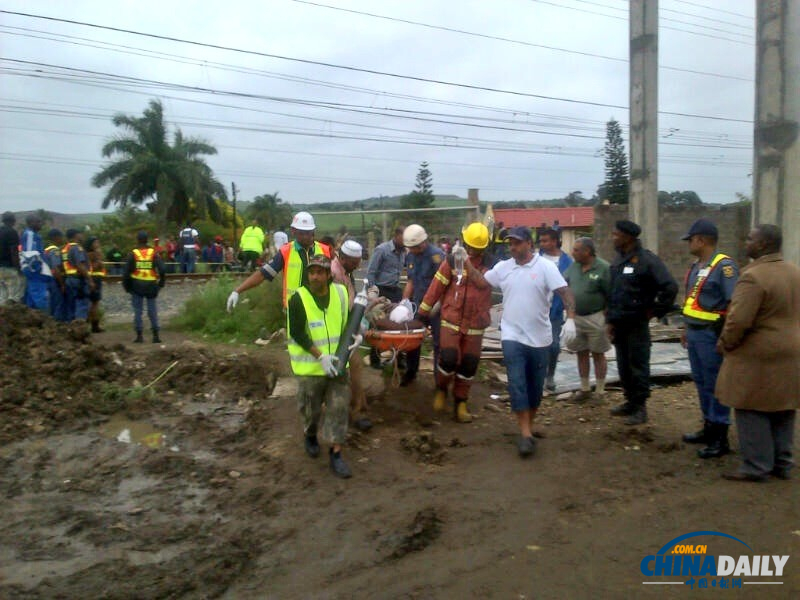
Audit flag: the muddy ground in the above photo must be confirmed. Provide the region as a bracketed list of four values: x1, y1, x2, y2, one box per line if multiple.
[0, 305, 797, 599]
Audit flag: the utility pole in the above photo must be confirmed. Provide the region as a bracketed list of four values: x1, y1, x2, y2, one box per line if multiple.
[752, 0, 799, 265]
[231, 182, 238, 255]
[629, 0, 659, 250]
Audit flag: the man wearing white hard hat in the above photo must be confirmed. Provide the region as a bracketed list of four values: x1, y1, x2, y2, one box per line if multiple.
[401, 224, 444, 387]
[331, 239, 371, 432]
[227, 211, 332, 312]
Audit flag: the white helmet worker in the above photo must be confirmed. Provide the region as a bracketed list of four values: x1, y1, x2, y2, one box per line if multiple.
[403, 224, 428, 247]
[291, 211, 316, 231]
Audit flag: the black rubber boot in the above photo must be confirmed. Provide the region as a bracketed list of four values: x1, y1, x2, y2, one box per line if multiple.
[152, 330, 162, 344]
[698, 424, 730, 459]
[683, 420, 711, 444]
[610, 401, 636, 416]
[329, 449, 352, 479]
[624, 405, 648, 426]
[134, 330, 144, 343]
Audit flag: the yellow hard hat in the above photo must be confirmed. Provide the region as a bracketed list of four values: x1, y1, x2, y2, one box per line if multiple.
[461, 222, 489, 249]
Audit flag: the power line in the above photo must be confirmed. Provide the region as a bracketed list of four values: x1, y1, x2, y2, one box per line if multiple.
[670, 0, 753, 20]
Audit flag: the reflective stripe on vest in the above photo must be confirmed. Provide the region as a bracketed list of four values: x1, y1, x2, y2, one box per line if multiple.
[682, 253, 730, 322]
[89, 266, 107, 277]
[61, 242, 79, 275]
[287, 283, 348, 376]
[132, 248, 157, 281]
[279, 241, 332, 307]
[441, 319, 485, 336]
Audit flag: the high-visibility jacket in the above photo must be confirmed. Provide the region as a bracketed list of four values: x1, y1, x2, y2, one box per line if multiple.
[61, 242, 80, 276]
[279, 241, 332, 307]
[682, 252, 730, 322]
[239, 226, 265, 253]
[287, 283, 348, 376]
[131, 247, 157, 281]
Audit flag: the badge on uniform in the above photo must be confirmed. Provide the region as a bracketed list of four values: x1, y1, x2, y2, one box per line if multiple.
[623, 266, 634, 274]
[722, 265, 735, 278]
[432, 254, 441, 264]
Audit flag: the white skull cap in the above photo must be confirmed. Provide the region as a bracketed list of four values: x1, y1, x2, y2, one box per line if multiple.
[340, 240, 362, 258]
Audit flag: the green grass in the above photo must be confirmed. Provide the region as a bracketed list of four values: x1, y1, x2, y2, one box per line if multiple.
[172, 275, 285, 343]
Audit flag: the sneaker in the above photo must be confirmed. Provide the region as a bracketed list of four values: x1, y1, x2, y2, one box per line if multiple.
[304, 436, 320, 458]
[329, 452, 352, 479]
[624, 406, 648, 426]
[610, 401, 636, 416]
[517, 435, 536, 458]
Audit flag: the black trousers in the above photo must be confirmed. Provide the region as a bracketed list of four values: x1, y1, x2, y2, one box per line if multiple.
[613, 319, 651, 406]
[370, 285, 403, 365]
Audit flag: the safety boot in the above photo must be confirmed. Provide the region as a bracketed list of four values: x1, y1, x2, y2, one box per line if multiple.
[152, 330, 162, 344]
[134, 330, 144, 343]
[697, 423, 730, 459]
[683, 420, 710, 444]
[610, 401, 636, 416]
[624, 405, 648, 426]
[454, 400, 473, 423]
[432, 390, 447, 412]
[329, 449, 352, 479]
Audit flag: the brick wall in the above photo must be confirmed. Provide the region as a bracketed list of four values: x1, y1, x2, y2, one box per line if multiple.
[593, 204, 751, 298]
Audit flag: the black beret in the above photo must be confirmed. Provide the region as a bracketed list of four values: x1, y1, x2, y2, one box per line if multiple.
[615, 219, 642, 238]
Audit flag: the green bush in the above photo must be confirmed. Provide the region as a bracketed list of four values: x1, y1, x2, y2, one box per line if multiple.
[173, 275, 285, 343]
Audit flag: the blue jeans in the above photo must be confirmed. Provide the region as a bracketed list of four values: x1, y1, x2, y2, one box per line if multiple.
[547, 317, 563, 379]
[502, 340, 549, 412]
[132, 294, 159, 332]
[686, 326, 730, 425]
[181, 249, 196, 274]
[48, 280, 66, 322]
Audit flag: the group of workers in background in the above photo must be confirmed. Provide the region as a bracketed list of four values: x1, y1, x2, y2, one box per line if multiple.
[226, 210, 799, 483]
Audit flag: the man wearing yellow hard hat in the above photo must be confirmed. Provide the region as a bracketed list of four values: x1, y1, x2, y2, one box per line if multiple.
[418, 222, 497, 422]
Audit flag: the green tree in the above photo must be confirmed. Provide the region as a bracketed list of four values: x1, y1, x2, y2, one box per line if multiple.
[247, 192, 293, 231]
[658, 190, 704, 207]
[401, 161, 435, 209]
[602, 119, 629, 204]
[91, 99, 228, 227]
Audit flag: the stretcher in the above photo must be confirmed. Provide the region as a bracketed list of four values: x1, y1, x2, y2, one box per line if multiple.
[364, 328, 427, 387]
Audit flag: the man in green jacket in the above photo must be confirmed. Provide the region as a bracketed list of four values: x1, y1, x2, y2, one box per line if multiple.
[239, 219, 265, 271]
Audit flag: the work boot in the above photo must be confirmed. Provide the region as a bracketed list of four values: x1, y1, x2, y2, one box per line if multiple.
[91, 320, 103, 333]
[697, 423, 730, 459]
[610, 401, 636, 417]
[624, 405, 648, 426]
[133, 330, 144, 343]
[152, 330, 162, 344]
[329, 449, 352, 479]
[304, 435, 320, 458]
[683, 420, 711, 444]
[454, 400, 473, 423]
[432, 390, 447, 412]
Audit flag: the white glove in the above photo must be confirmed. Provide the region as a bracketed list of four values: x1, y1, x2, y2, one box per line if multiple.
[226, 290, 240, 313]
[348, 333, 363, 356]
[452, 245, 468, 263]
[319, 354, 340, 377]
[560, 318, 576, 348]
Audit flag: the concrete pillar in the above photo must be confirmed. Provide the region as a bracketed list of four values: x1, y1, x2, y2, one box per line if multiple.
[468, 188, 480, 224]
[629, 0, 659, 251]
[752, 0, 800, 265]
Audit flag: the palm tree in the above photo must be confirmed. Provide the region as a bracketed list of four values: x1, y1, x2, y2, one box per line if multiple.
[248, 192, 292, 231]
[91, 100, 228, 226]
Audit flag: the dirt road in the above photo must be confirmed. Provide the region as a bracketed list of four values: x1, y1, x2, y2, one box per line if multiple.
[0, 308, 797, 599]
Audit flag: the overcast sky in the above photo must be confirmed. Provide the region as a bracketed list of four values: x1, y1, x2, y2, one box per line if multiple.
[0, 0, 755, 214]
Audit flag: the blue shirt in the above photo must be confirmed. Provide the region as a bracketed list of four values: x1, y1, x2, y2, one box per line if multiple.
[684, 254, 738, 325]
[67, 244, 88, 276]
[367, 240, 406, 287]
[405, 244, 445, 306]
[539, 249, 573, 321]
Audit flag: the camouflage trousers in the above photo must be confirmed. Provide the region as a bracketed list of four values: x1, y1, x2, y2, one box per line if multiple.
[0, 267, 24, 305]
[296, 374, 350, 445]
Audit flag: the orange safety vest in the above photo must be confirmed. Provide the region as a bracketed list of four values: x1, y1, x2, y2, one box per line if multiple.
[61, 242, 80, 276]
[131, 247, 157, 281]
[278, 241, 332, 307]
[682, 253, 730, 322]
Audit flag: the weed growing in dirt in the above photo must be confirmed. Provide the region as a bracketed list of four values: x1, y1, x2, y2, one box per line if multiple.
[173, 275, 284, 343]
[98, 383, 156, 414]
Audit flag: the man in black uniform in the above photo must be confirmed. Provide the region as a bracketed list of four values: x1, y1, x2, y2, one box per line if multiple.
[606, 220, 678, 425]
[0, 211, 22, 305]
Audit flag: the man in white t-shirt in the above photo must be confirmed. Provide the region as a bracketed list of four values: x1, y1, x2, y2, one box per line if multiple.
[480, 227, 576, 458]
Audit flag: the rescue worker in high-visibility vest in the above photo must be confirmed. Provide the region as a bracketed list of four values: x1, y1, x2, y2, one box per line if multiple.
[123, 231, 166, 343]
[62, 228, 93, 322]
[239, 219, 266, 271]
[286, 254, 354, 479]
[43, 229, 66, 322]
[680, 219, 739, 458]
[226, 211, 332, 312]
[418, 222, 497, 423]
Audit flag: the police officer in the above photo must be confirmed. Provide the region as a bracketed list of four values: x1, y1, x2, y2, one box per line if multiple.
[226, 211, 332, 312]
[680, 219, 738, 458]
[607, 220, 678, 425]
[123, 231, 166, 343]
[43, 229, 66, 322]
[401, 224, 445, 387]
[62, 228, 93, 322]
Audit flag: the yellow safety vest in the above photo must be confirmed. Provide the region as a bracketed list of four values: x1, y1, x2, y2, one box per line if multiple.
[240, 226, 265, 253]
[61, 242, 79, 276]
[280, 241, 332, 307]
[287, 283, 348, 376]
[131, 247, 157, 281]
[682, 253, 730, 322]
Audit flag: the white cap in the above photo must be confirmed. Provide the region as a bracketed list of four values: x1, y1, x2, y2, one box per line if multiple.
[340, 240, 362, 258]
[291, 211, 316, 231]
[403, 224, 428, 247]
